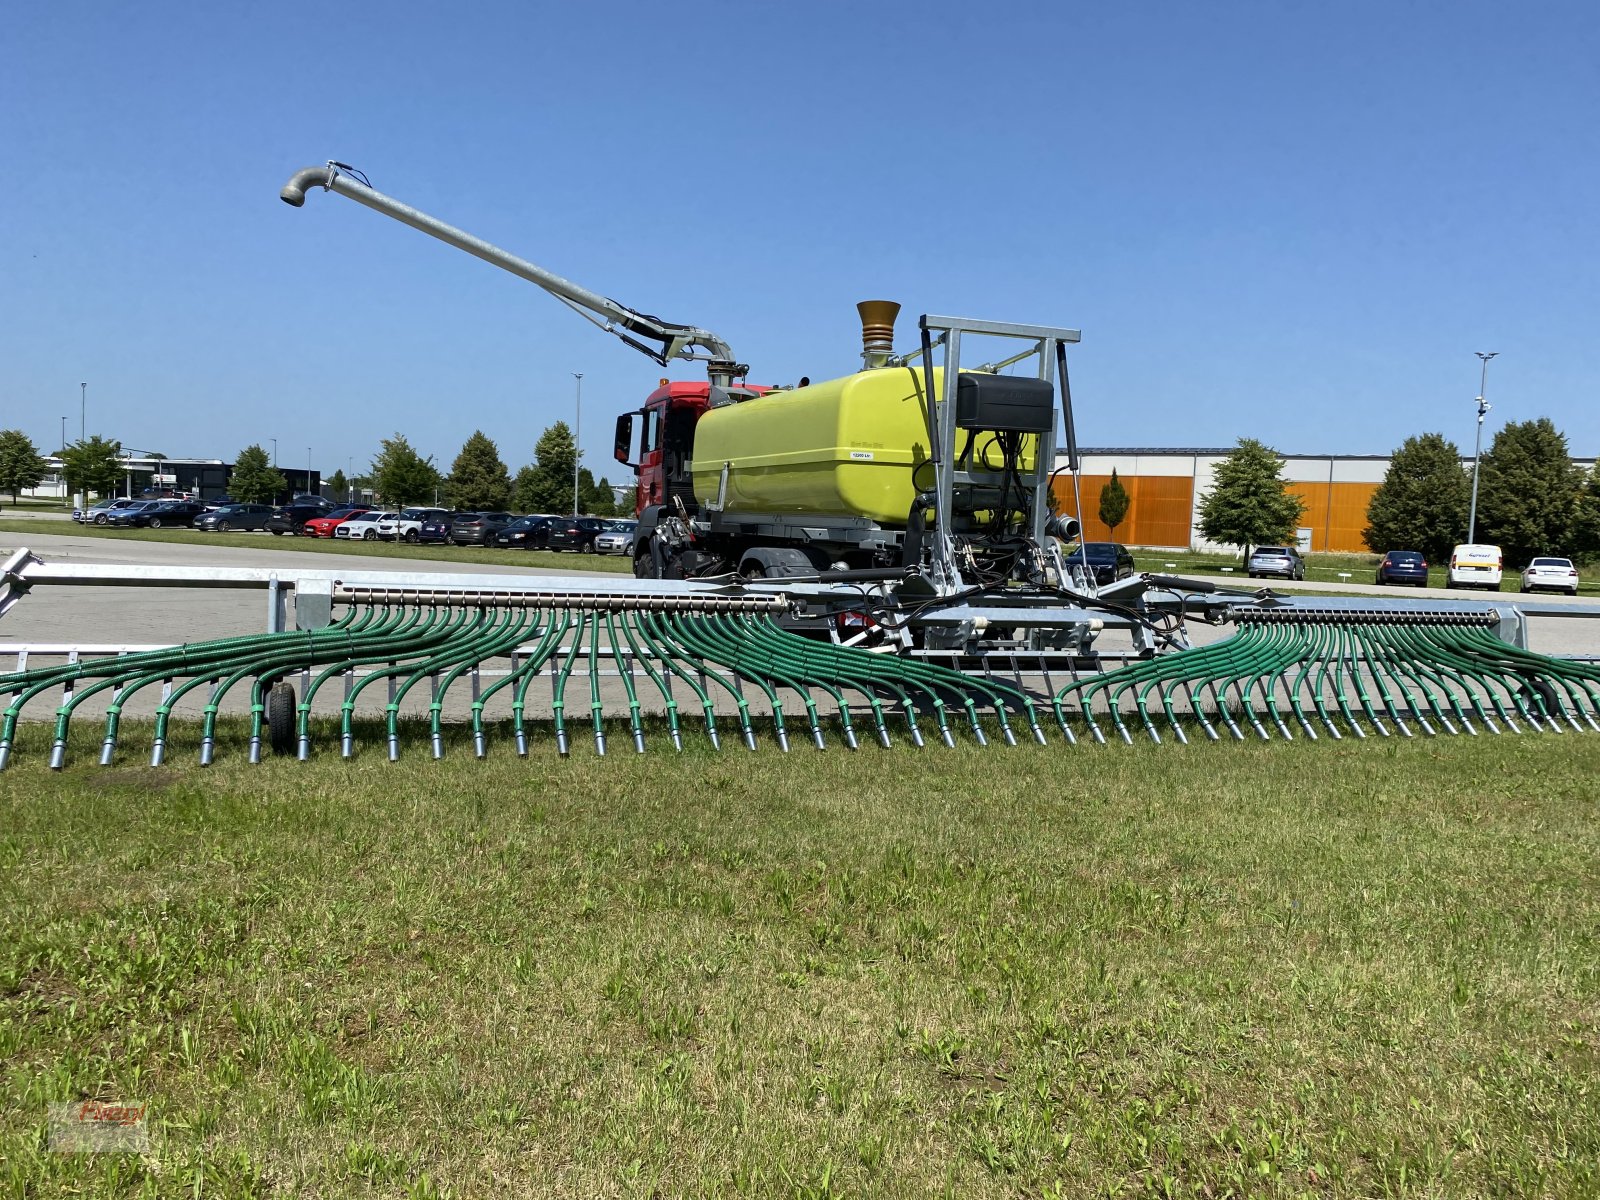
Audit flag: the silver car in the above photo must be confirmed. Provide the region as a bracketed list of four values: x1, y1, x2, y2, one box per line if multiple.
[1247, 545, 1305, 581]
[592, 519, 637, 555]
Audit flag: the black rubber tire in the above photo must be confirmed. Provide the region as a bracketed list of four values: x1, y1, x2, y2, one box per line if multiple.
[149, 517, 163, 529]
[95, 514, 109, 525]
[363, 529, 377, 540]
[266, 681, 296, 756]
[405, 529, 419, 543]
[271, 529, 283, 536]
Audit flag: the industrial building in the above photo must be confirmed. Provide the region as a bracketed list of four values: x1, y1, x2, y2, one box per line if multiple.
[1052, 448, 1597, 554]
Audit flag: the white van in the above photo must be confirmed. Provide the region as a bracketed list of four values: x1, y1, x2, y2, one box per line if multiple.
[1447, 543, 1503, 590]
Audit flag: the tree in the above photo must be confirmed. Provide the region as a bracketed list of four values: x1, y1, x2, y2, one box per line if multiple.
[1572, 466, 1600, 560]
[0, 430, 48, 501]
[510, 422, 580, 514]
[1362, 432, 1470, 562]
[1097, 468, 1130, 539]
[59, 436, 124, 499]
[1475, 418, 1584, 565]
[372, 434, 443, 506]
[444, 431, 510, 510]
[1196, 438, 1306, 555]
[230, 444, 288, 504]
[328, 468, 349, 503]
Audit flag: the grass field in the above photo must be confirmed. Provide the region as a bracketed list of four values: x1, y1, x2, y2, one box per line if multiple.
[2, 723, 1596, 1197]
[0, 519, 634, 575]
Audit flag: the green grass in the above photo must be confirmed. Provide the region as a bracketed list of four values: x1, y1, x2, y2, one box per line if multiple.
[0, 499, 71, 513]
[3, 723, 1597, 1197]
[0, 519, 634, 574]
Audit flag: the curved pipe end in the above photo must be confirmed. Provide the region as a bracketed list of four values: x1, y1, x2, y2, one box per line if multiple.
[280, 165, 335, 207]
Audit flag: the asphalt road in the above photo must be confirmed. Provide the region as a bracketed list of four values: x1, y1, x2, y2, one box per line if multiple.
[0, 530, 620, 646]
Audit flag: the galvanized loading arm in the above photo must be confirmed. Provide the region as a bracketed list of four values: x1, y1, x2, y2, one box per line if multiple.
[280, 162, 746, 386]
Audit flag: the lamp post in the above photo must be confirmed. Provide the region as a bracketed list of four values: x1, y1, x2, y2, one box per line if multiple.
[270, 438, 278, 468]
[572, 372, 583, 517]
[307, 447, 312, 496]
[80, 383, 86, 441]
[60, 416, 66, 451]
[347, 456, 354, 503]
[1466, 351, 1498, 544]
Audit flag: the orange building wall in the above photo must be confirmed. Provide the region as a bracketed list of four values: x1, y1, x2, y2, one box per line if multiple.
[1287, 481, 1380, 553]
[1051, 475, 1380, 551]
[1052, 475, 1195, 547]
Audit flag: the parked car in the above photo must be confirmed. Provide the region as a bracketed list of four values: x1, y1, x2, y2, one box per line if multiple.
[265, 504, 330, 536]
[415, 512, 465, 545]
[1447, 543, 1503, 591]
[202, 494, 237, 513]
[593, 519, 638, 555]
[108, 500, 206, 529]
[449, 512, 515, 546]
[302, 506, 370, 538]
[1064, 542, 1137, 586]
[494, 515, 558, 550]
[1247, 545, 1305, 581]
[1375, 550, 1429, 587]
[546, 516, 613, 553]
[194, 503, 276, 532]
[75, 498, 140, 524]
[1520, 557, 1580, 596]
[291, 494, 332, 508]
[335, 511, 397, 540]
[375, 507, 450, 543]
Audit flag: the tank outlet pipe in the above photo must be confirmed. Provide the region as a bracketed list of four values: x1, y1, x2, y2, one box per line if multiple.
[280, 162, 741, 384]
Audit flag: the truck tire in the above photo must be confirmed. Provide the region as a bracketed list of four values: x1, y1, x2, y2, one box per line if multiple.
[266, 681, 296, 755]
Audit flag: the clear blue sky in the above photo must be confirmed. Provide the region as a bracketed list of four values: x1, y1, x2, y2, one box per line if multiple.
[5, 1, 1597, 483]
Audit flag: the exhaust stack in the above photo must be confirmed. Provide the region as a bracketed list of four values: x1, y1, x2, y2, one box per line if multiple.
[857, 300, 900, 370]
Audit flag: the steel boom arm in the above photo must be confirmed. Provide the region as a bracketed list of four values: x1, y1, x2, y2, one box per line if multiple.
[280, 162, 744, 385]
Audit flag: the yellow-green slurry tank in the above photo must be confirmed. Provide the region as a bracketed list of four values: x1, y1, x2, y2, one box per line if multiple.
[692, 366, 948, 525]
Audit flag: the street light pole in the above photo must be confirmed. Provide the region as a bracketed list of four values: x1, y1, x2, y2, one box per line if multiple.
[572, 372, 583, 517]
[307, 447, 312, 495]
[60, 416, 66, 451]
[80, 383, 86, 441]
[1467, 351, 1498, 544]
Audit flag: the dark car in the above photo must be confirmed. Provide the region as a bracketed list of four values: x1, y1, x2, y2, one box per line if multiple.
[194, 503, 276, 532]
[1375, 550, 1429, 587]
[1063, 542, 1136, 587]
[107, 499, 205, 529]
[545, 516, 610, 553]
[266, 504, 331, 536]
[416, 511, 469, 545]
[494, 514, 558, 550]
[450, 512, 515, 546]
[1246, 545, 1305, 581]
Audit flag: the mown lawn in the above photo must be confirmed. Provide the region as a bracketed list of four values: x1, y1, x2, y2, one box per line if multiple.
[0, 518, 633, 575]
[2, 725, 1596, 1197]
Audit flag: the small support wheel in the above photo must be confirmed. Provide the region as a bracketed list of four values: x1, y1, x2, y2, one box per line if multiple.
[266, 681, 297, 756]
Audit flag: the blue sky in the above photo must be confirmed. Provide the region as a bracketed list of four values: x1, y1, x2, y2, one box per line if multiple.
[4, 1, 1597, 483]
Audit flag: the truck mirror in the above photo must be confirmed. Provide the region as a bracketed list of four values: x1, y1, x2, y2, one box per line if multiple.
[614, 413, 637, 466]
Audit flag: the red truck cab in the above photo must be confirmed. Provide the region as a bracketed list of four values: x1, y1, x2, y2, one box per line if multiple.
[614, 380, 770, 517]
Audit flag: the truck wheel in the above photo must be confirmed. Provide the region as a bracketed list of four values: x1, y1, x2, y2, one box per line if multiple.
[634, 549, 658, 578]
[266, 681, 297, 756]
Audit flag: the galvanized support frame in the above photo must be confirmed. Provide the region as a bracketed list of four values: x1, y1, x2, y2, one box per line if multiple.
[917, 316, 1081, 595]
